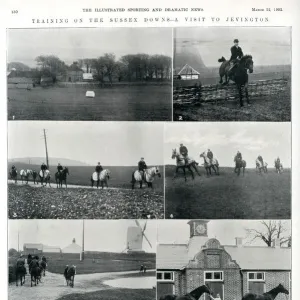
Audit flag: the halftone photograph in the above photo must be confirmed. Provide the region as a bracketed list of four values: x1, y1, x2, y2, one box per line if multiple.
[7, 27, 172, 121]
[8, 121, 164, 219]
[8, 219, 156, 299]
[164, 122, 291, 219]
[173, 27, 291, 121]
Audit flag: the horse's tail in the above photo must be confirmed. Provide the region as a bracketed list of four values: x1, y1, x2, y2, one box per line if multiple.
[218, 56, 226, 63]
[131, 172, 135, 184]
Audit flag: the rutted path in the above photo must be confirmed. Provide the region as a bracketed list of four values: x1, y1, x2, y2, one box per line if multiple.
[8, 269, 156, 300]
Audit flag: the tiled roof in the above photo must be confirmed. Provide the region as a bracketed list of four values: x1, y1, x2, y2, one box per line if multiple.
[23, 243, 43, 250]
[157, 243, 291, 271]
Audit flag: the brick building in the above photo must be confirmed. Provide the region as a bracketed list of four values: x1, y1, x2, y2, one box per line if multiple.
[157, 220, 291, 300]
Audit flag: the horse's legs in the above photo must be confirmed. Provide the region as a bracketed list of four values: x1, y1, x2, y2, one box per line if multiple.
[219, 75, 223, 84]
[245, 83, 250, 105]
[238, 85, 243, 107]
[193, 164, 201, 176]
[173, 166, 179, 179]
[139, 181, 142, 189]
[106, 180, 108, 188]
[187, 166, 194, 180]
[182, 167, 187, 182]
[101, 181, 104, 189]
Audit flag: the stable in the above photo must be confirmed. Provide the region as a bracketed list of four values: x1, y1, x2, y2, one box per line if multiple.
[157, 220, 291, 300]
[177, 64, 200, 80]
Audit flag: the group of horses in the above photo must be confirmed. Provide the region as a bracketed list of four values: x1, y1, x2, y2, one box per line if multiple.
[159, 283, 289, 300]
[9, 168, 69, 188]
[15, 255, 47, 287]
[171, 149, 284, 180]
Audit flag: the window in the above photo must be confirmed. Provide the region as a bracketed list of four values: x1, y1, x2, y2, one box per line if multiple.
[157, 272, 174, 282]
[204, 271, 224, 281]
[248, 272, 265, 281]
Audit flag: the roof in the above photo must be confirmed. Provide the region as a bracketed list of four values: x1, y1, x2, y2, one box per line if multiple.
[157, 242, 291, 271]
[83, 73, 94, 80]
[68, 63, 83, 72]
[157, 244, 188, 269]
[23, 243, 43, 250]
[178, 64, 200, 75]
[62, 242, 82, 254]
[224, 245, 291, 270]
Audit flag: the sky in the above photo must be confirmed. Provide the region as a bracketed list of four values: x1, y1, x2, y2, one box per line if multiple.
[157, 220, 291, 246]
[175, 27, 291, 67]
[7, 28, 172, 67]
[8, 220, 157, 253]
[8, 121, 164, 166]
[164, 122, 291, 167]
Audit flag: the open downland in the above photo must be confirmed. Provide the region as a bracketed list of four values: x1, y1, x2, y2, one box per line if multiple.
[57, 289, 155, 300]
[165, 166, 291, 219]
[8, 184, 164, 219]
[7, 85, 171, 121]
[174, 82, 291, 121]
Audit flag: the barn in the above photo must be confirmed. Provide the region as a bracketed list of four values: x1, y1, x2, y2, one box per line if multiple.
[177, 64, 200, 80]
[23, 243, 43, 255]
[157, 220, 291, 300]
[62, 238, 82, 254]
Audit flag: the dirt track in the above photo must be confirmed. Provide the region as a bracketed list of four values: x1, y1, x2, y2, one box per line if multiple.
[8, 269, 154, 300]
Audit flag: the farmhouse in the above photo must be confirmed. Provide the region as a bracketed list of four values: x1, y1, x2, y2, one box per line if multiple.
[23, 243, 43, 255]
[66, 62, 84, 82]
[62, 238, 82, 254]
[157, 220, 291, 300]
[178, 64, 200, 80]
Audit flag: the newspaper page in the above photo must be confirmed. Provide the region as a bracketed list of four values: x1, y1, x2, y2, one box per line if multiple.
[1, 0, 299, 299]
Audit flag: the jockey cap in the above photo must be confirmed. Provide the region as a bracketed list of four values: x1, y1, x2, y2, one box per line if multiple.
[234, 39, 239, 43]
[141, 157, 144, 160]
[98, 162, 100, 164]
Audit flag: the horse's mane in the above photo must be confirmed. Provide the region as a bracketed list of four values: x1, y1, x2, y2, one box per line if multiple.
[240, 54, 253, 63]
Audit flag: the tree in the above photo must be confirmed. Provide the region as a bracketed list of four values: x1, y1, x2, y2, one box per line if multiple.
[78, 59, 93, 73]
[103, 53, 116, 85]
[246, 221, 291, 247]
[91, 57, 106, 85]
[35, 55, 67, 80]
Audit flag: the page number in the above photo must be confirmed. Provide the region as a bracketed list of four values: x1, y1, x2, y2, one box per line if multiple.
[11, 10, 18, 14]
[178, 116, 183, 121]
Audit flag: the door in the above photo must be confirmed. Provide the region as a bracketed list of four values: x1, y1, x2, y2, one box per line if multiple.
[206, 282, 224, 300]
[157, 283, 174, 298]
[248, 282, 265, 294]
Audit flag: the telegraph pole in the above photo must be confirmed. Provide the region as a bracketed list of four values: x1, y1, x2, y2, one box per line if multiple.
[81, 220, 85, 261]
[17, 230, 20, 253]
[173, 28, 176, 75]
[43, 129, 49, 167]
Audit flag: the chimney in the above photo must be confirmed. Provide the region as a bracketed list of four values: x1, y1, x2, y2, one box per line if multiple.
[272, 238, 281, 248]
[235, 237, 243, 247]
[72, 238, 76, 244]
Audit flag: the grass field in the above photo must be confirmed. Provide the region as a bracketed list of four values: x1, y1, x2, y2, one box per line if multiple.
[57, 289, 156, 300]
[165, 165, 291, 219]
[173, 73, 291, 121]
[7, 84, 172, 121]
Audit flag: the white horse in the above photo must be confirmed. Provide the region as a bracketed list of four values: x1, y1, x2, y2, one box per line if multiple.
[39, 170, 51, 187]
[274, 160, 283, 174]
[91, 169, 111, 189]
[255, 159, 267, 174]
[171, 149, 201, 181]
[200, 152, 220, 176]
[131, 166, 161, 189]
[20, 169, 33, 184]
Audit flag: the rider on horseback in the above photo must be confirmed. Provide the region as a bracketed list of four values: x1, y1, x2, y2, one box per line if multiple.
[138, 158, 147, 180]
[179, 143, 188, 165]
[41, 163, 48, 177]
[57, 163, 63, 174]
[64, 265, 69, 279]
[234, 151, 242, 172]
[16, 254, 27, 274]
[258, 155, 264, 166]
[207, 149, 214, 163]
[95, 162, 103, 180]
[228, 39, 244, 79]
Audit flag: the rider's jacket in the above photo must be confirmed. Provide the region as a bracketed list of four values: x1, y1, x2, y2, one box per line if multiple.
[230, 46, 244, 61]
[138, 161, 147, 171]
[95, 165, 103, 173]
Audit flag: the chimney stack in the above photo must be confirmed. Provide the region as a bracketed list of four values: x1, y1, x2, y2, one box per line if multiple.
[235, 237, 243, 247]
[272, 238, 281, 248]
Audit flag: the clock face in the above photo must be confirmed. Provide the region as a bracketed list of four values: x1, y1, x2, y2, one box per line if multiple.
[196, 224, 206, 234]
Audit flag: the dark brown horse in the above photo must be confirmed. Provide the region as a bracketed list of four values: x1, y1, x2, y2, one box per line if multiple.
[218, 55, 254, 107]
[55, 167, 69, 188]
[242, 284, 289, 300]
[15, 265, 26, 286]
[160, 284, 211, 300]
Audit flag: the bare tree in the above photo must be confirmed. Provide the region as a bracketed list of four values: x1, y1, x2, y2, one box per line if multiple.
[246, 221, 291, 247]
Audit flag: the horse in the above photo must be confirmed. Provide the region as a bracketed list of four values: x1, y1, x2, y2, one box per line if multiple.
[275, 160, 283, 174]
[15, 264, 26, 286]
[171, 149, 201, 182]
[218, 55, 254, 107]
[55, 167, 69, 188]
[32, 171, 38, 184]
[39, 170, 51, 187]
[131, 166, 161, 189]
[30, 266, 41, 287]
[234, 157, 246, 176]
[159, 284, 211, 300]
[199, 152, 220, 176]
[65, 265, 76, 287]
[255, 159, 266, 175]
[20, 169, 33, 184]
[27, 254, 33, 272]
[9, 169, 18, 183]
[242, 283, 289, 300]
[91, 169, 111, 189]
[39, 260, 47, 277]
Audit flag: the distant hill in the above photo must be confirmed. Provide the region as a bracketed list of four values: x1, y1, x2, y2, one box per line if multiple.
[8, 157, 91, 167]
[7, 62, 31, 71]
